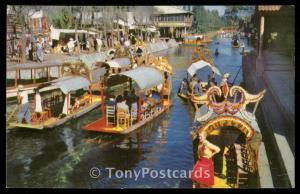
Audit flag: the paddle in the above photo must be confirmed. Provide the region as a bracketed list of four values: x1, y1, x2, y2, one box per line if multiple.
[229, 65, 242, 86]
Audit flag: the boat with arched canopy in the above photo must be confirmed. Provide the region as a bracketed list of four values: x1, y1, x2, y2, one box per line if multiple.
[190, 80, 266, 188]
[7, 61, 102, 130]
[82, 65, 172, 134]
[184, 35, 213, 45]
[177, 46, 222, 107]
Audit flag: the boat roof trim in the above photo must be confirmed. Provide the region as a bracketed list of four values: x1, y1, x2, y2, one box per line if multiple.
[115, 66, 164, 91]
[39, 76, 91, 94]
[187, 60, 222, 76]
[106, 58, 131, 68]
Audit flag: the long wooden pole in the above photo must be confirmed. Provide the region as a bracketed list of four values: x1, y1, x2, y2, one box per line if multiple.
[101, 84, 105, 125]
[253, 101, 259, 115]
[138, 94, 142, 122]
[160, 84, 164, 109]
[231, 65, 242, 86]
[89, 87, 92, 103]
[67, 93, 69, 115]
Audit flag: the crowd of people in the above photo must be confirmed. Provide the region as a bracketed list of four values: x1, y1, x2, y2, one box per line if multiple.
[178, 72, 219, 96]
[106, 86, 163, 127]
[178, 71, 231, 100]
[9, 28, 162, 65]
[106, 89, 138, 125]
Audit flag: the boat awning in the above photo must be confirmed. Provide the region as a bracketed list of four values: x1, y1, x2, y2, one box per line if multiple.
[107, 66, 164, 91]
[121, 67, 163, 90]
[79, 53, 106, 69]
[187, 60, 222, 76]
[50, 27, 97, 40]
[40, 76, 91, 94]
[106, 58, 131, 68]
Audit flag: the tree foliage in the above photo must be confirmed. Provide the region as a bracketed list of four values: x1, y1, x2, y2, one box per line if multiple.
[50, 7, 74, 29]
[192, 6, 223, 33]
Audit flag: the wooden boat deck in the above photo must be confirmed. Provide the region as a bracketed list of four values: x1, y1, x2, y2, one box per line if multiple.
[83, 100, 171, 134]
[9, 95, 102, 130]
[177, 92, 189, 101]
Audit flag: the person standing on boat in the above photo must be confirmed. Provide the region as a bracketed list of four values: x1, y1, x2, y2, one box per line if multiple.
[220, 73, 230, 87]
[218, 73, 230, 102]
[191, 131, 220, 188]
[17, 85, 31, 124]
[193, 80, 203, 96]
[215, 48, 219, 56]
[189, 74, 197, 93]
[178, 78, 188, 94]
[34, 89, 43, 113]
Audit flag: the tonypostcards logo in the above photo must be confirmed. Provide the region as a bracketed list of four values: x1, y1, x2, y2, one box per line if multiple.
[89, 167, 210, 180]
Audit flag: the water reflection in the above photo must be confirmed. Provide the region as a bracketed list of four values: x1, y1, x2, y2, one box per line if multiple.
[61, 127, 75, 153]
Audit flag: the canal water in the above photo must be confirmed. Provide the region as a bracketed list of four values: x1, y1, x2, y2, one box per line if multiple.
[6, 37, 245, 188]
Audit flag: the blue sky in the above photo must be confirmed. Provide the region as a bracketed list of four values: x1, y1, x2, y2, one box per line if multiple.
[204, 6, 227, 16]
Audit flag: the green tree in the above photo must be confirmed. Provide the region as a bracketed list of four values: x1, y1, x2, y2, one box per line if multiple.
[192, 6, 223, 33]
[50, 8, 74, 29]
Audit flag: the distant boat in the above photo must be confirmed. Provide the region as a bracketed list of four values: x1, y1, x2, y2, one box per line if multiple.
[215, 48, 219, 56]
[232, 40, 240, 48]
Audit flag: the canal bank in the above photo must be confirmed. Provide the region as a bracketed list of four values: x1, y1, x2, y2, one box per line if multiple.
[242, 52, 294, 188]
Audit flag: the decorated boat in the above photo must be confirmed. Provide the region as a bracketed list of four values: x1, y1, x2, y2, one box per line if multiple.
[232, 35, 240, 48]
[6, 52, 108, 99]
[232, 41, 240, 48]
[82, 63, 172, 134]
[184, 35, 213, 45]
[190, 80, 266, 188]
[177, 47, 222, 107]
[7, 62, 102, 130]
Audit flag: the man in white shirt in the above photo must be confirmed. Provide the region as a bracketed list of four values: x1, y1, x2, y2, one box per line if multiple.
[67, 38, 75, 54]
[34, 89, 43, 113]
[17, 85, 31, 123]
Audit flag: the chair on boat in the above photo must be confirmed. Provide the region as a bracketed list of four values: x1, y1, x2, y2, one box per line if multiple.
[31, 107, 51, 123]
[106, 105, 116, 126]
[116, 108, 131, 128]
[31, 93, 51, 123]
